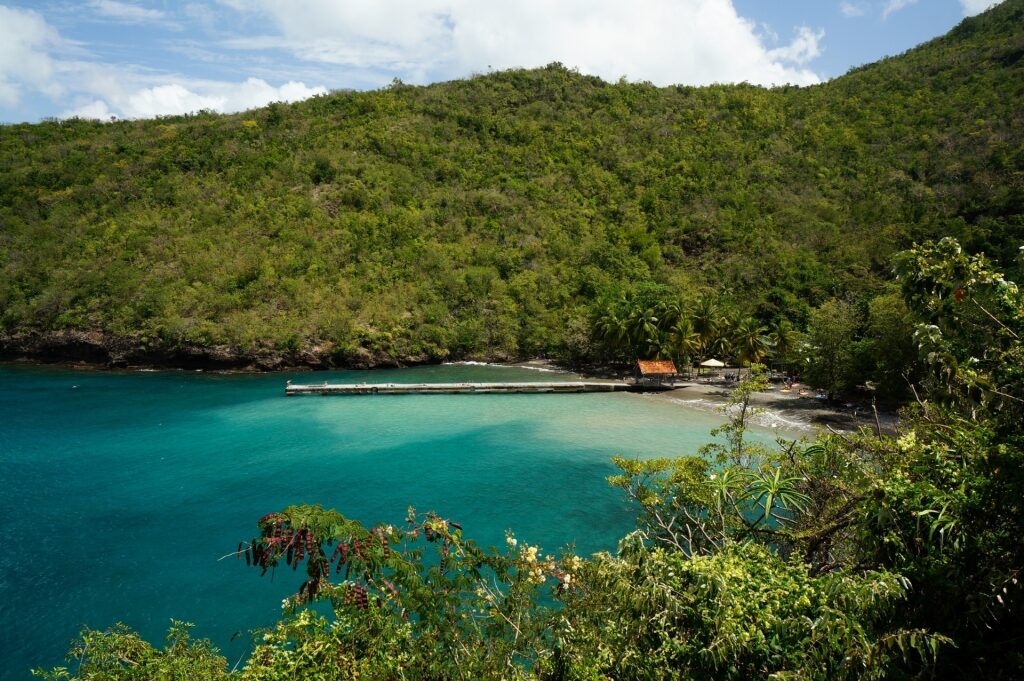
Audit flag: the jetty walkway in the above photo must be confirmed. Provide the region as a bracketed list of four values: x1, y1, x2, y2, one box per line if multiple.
[284, 381, 641, 396]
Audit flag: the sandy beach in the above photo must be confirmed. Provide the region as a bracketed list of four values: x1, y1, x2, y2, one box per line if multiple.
[471, 360, 900, 436]
[642, 380, 899, 435]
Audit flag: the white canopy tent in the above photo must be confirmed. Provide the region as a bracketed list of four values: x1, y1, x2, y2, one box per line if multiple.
[698, 358, 725, 378]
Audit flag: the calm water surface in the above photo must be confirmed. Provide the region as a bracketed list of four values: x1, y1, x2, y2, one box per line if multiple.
[0, 363, 789, 679]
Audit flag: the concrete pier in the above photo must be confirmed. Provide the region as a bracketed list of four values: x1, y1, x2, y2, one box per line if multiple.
[285, 381, 638, 396]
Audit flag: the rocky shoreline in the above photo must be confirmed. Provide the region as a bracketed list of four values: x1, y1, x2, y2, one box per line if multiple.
[0, 330, 436, 371]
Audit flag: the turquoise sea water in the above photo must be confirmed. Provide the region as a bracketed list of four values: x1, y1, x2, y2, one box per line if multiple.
[0, 363, 787, 679]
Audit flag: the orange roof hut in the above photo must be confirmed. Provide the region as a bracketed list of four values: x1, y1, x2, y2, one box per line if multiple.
[636, 359, 678, 388]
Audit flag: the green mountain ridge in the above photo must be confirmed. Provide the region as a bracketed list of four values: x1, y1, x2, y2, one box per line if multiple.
[1, 0, 1022, 369]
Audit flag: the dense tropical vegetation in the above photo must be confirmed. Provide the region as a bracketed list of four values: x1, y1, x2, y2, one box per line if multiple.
[1, 1, 1022, 376]
[9, 0, 1024, 677]
[33, 238, 1024, 679]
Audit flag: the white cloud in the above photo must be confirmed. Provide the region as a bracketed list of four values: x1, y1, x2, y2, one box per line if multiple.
[839, 2, 866, 17]
[220, 0, 824, 87]
[63, 98, 116, 120]
[768, 26, 824, 66]
[89, 0, 166, 23]
[882, 0, 919, 19]
[5, 0, 831, 121]
[65, 77, 327, 119]
[0, 5, 64, 106]
[959, 0, 1005, 15]
[0, 4, 326, 120]
[125, 83, 224, 117]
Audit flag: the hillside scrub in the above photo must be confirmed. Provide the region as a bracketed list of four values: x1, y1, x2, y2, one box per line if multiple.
[2, 2, 1022, 374]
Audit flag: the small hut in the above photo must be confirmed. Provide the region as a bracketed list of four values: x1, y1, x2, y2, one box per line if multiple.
[636, 359, 678, 388]
[699, 358, 725, 378]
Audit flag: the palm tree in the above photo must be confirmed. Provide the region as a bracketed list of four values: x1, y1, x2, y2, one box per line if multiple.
[769, 319, 796, 371]
[709, 334, 735, 365]
[625, 304, 662, 360]
[594, 302, 632, 361]
[656, 298, 687, 333]
[691, 297, 722, 359]
[667, 316, 701, 376]
[711, 314, 737, 364]
[732, 316, 771, 378]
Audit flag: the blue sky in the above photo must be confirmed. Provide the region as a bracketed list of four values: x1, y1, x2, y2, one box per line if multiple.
[0, 0, 1006, 123]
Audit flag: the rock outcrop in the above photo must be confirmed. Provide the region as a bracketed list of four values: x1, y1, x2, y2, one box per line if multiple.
[0, 330, 426, 371]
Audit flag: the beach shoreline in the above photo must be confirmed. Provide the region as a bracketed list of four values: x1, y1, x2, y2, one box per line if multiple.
[0, 353, 899, 435]
[514, 359, 899, 436]
[642, 381, 899, 435]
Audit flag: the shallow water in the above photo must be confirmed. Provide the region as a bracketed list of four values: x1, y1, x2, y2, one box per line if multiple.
[0, 363, 791, 679]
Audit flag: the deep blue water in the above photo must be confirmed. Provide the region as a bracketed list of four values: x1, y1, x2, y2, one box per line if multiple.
[0, 363, 783, 679]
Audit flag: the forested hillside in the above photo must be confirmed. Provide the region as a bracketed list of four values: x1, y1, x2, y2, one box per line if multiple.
[33, 239, 1024, 679]
[1, 0, 1021, 369]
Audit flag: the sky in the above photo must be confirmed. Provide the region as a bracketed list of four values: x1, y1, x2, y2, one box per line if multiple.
[0, 0, 1008, 123]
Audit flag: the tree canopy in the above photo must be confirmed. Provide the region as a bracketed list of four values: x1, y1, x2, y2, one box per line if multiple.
[2, 1, 1022, 369]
